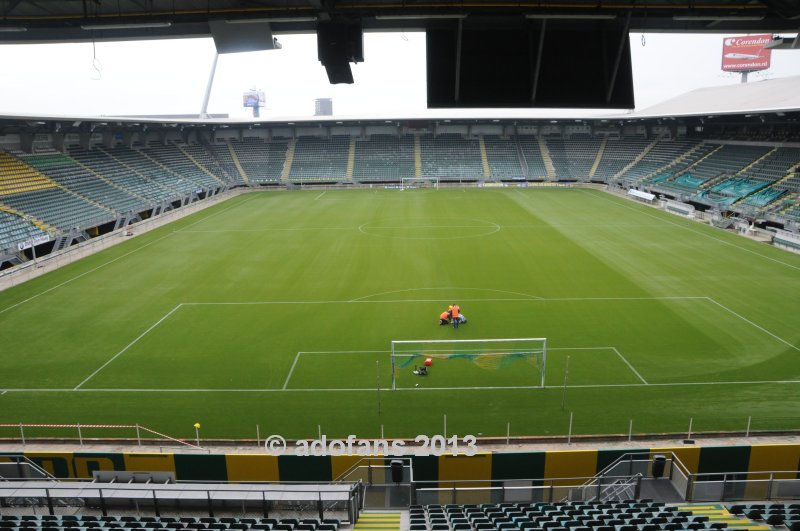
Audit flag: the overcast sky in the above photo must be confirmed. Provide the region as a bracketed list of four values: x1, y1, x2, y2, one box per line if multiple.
[0, 31, 798, 119]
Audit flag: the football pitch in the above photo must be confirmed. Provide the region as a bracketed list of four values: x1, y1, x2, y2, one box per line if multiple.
[1, 187, 799, 440]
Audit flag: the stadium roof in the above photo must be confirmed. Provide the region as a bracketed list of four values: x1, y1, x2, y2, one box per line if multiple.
[631, 74, 800, 118]
[1, 0, 799, 43]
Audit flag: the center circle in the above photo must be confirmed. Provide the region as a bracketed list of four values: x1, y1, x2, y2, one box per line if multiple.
[359, 219, 500, 240]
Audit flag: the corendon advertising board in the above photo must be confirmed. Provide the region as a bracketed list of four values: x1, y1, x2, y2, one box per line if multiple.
[722, 34, 772, 72]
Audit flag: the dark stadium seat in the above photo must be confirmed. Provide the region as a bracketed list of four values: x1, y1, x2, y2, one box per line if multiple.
[766, 515, 784, 526]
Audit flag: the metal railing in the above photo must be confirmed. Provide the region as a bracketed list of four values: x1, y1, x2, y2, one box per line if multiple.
[688, 470, 800, 502]
[0, 423, 201, 450]
[0, 479, 362, 522]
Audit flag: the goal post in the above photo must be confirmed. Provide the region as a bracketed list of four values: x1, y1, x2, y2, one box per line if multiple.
[400, 177, 439, 190]
[390, 337, 546, 390]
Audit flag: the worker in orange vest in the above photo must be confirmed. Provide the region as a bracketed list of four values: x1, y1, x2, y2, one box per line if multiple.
[449, 304, 461, 328]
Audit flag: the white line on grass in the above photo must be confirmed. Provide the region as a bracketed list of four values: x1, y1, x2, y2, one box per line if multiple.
[73, 304, 183, 390]
[364, 224, 497, 230]
[705, 297, 800, 353]
[297, 350, 389, 354]
[500, 223, 667, 229]
[3, 378, 800, 392]
[172, 193, 259, 233]
[179, 226, 357, 233]
[584, 189, 800, 272]
[0, 194, 255, 316]
[314, 191, 327, 200]
[0, 390, 6, 395]
[282, 352, 301, 390]
[182, 295, 705, 306]
[283, 350, 390, 389]
[358, 220, 501, 240]
[611, 347, 648, 384]
[349, 287, 544, 302]
[0, 232, 176, 316]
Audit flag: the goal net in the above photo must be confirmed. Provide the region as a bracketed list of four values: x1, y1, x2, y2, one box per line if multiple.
[400, 177, 439, 190]
[390, 338, 546, 390]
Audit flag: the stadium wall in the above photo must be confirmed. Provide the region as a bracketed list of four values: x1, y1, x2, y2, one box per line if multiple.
[2, 444, 798, 483]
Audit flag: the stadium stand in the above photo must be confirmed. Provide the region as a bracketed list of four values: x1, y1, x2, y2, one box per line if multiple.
[696, 178, 770, 207]
[19, 151, 144, 214]
[546, 137, 602, 181]
[352, 135, 416, 182]
[0, 187, 112, 231]
[641, 144, 718, 193]
[0, 514, 342, 531]
[142, 143, 227, 189]
[229, 138, 288, 184]
[409, 502, 776, 531]
[288, 136, 350, 182]
[419, 134, 484, 181]
[0, 151, 57, 197]
[515, 136, 550, 180]
[2, 133, 800, 266]
[100, 146, 204, 197]
[195, 144, 246, 186]
[0, 209, 49, 253]
[680, 145, 771, 184]
[67, 147, 180, 204]
[593, 138, 651, 182]
[483, 136, 525, 180]
[737, 147, 800, 184]
[618, 140, 703, 186]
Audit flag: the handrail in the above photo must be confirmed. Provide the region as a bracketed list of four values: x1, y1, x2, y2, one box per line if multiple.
[333, 457, 414, 484]
[0, 455, 56, 480]
[0, 423, 201, 450]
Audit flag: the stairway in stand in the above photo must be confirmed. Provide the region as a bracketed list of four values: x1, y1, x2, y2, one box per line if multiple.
[354, 512, 401, 531]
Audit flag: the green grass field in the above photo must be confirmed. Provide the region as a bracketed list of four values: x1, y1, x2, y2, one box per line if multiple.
[1, 187, 799, 441]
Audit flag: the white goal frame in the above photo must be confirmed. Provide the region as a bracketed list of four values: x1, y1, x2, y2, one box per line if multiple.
[390, 337, 546, 390]
[400, 177, 439, 190]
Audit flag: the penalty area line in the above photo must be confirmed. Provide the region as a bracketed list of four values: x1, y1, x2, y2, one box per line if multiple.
[282, 352, 301, 390]
[73, 304, 183, 390]
[705, 297, 800, 353]
[283, 350, 390, 390]
[611, 347, 648, 384]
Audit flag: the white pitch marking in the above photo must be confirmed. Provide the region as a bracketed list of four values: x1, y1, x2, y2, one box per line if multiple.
[179, 226, 354, 233]
[0, 194, 255, 316]
[282, 352, 302, 390]
[2, 379, 800, 393]
[283, 350, 390, 389]
[705, 297, 800, 353]
[73, 304, 183, 390]
[584, 189, 800, 272]
[182, 295, 705, 306]
[358, 220, 501, 240]
[0, 232, 176, 316]
[297, 350, 389, 354]
[314, 191, 327, 200]
[1, 390, 7, 395]
[349, 287, 544, 302]
[611, 347, 648, 384]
